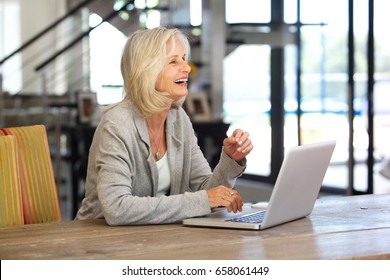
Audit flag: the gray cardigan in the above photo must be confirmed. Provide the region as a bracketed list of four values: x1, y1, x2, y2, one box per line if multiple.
[75, 101, 246, 225]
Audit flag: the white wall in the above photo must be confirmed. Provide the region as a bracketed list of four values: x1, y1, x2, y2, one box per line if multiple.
[20, 0, 67, 93]
[0, 0, 68, 94]
[0, 0, 21, 92]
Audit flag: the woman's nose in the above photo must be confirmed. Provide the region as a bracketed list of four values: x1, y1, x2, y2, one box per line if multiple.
[182, 62, 191, 73]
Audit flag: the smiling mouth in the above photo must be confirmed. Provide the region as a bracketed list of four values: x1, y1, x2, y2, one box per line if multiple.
[175, 78, 188, 84]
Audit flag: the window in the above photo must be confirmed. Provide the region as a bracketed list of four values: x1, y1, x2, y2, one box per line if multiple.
[223, 0, 390, 194]
[89, 13, 126, 105]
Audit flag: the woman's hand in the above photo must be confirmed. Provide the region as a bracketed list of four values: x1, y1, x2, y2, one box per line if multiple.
[223, 129, 253, 162]
[206, 185, 243, 213]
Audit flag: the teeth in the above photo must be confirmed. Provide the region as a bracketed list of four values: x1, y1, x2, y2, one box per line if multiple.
[175, 78, 188, 84]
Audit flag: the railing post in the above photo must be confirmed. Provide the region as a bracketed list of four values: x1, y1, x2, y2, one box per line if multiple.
[41, 69, 62, 199]
[0, 72, 4, 127]
[41, 71, 49, 124]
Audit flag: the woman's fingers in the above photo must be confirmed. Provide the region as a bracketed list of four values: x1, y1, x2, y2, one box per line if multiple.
[206, 186, 243, 213]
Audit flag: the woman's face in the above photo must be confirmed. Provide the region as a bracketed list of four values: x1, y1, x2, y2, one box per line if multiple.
[155, 38, 191, 101]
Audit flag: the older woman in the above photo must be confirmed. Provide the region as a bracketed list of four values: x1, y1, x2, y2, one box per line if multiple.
[75, 27, 253, 225]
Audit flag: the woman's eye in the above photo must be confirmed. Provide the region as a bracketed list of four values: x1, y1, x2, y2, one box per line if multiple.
[169, 60, 176, 64]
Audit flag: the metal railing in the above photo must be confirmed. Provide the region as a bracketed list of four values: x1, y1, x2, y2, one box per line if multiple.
[0, 0, 138, 128]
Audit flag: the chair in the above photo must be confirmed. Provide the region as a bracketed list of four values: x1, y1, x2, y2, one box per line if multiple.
[0, 135, 24, 227]
[0, 125, 61, 224]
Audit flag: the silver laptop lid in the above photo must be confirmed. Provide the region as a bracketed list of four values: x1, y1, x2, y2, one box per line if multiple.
[261, 140, 336, 229]
[183, 140, 336, 230]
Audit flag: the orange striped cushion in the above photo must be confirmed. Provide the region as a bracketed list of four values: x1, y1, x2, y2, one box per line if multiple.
[0, 135, 24, 227]
[0, 125, 61, 224]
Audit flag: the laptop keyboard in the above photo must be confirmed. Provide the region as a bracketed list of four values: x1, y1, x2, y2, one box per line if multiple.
[226, 210, 266, 224]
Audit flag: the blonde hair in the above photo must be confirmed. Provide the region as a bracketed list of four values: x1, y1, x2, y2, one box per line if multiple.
[120, 27, 190, 117]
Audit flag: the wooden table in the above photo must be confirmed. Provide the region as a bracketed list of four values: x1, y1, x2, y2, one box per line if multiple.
[0, 194, 389, 260]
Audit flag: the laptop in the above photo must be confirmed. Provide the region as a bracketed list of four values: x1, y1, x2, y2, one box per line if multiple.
[183, 140, 336, 230]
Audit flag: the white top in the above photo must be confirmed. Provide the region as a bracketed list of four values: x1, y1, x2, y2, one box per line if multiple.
[156, 152, 171, 197]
